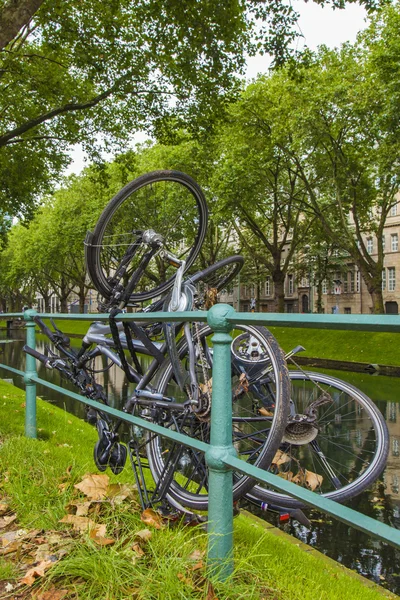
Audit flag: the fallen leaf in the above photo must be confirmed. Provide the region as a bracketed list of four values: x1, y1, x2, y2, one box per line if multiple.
[74, 473, 109, 500]
[59, 514, 95, 532]
[132, 543, 145, 556]
[21, 559, 54, 586]
[89, 525, 115, 546]
[0, 514, 16, 528]
[190, 560, 204, 571]
[188, 549, 204, 562]
[35, 589, 69, 600]
[177, 572, 192, 586]
[278, 471, 294, 482]
[66, 501, 92, 517]
[106, 483, 133, 503]
[292, 469, 306, 486]
[272, 449, 291, 467]
[141, 508, 164, 529]
[305, 470, 323, 491]
[135, 528, 152, 542]
[206, 581, 218, 599]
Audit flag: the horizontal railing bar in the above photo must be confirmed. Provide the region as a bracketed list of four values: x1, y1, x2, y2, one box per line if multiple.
[0, 364, 26, 378]
[20, 372, 209, 455]
[227, 313, 400, 333]
[223, 454, 400, 549]
[31, 312, 209, 323]
[3, 311, 400, 332]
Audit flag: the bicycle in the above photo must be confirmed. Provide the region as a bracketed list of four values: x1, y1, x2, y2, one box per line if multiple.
[24, 171, 291, 510]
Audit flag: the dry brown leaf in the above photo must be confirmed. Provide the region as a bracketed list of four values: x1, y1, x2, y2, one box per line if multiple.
[305, 469, 323, 491]
[89, 525, 115, 547]
[190, 561, 204, 571]
[199, 379, 212, 395]
[21, 559, 54, 586]
[135, 528, 152, 542]
[106, 483, 133, 503]
[132, 543, 145, 556]
[35, 588, 69, 600]
[177, 572, 193, 586]
[141, 508, 164, 529]
[272, 449, 291, 467]
[292, 469, 306, 485]
[206, 581, 218, 600]
[278, 471, 294, 482]
[259, 407, 273, 417]
[188, 549, 205, 561]
[59, 514, 95, 532]
[0, 539, 21, 555]
[66, 500, 92, 517]
[74, 473, 110, 500]
[0, 503, 9, 515]
[0, 514, 17, 528]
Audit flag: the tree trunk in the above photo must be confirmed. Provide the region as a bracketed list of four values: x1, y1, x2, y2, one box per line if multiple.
[272, 272, 285, 313]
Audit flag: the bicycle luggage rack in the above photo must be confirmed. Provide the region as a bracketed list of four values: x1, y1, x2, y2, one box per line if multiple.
[1, 305, 400, 581]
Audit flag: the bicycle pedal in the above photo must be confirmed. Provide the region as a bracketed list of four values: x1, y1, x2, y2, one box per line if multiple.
[108, 443, 128, 475]
[85, 407, 98, 426]
[93, 439, 109, 472]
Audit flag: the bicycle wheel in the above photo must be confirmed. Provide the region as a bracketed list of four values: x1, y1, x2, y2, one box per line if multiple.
[246, 370, 389, 509]
[146, 324, 290, 510]
[186, 255, 244, 294]
[85, 170, 208, 302]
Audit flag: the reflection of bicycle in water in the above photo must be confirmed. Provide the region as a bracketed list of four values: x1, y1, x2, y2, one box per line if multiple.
[24, 170, 389, 515]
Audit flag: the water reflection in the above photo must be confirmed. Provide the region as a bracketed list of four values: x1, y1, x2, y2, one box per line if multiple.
[1, 330, 400, 593]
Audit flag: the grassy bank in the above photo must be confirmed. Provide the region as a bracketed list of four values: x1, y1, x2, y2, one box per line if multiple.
[0, 380, 396, 599]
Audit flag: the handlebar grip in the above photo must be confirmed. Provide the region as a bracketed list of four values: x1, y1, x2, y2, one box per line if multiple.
[33, 316, 56, 341]
[23, 345, 52, 367]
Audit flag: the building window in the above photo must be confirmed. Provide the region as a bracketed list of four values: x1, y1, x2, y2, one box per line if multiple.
[322, 280, 327, 294]
[344, 307, 351, 314]
[367, 238, 373, 254]
[389, 267, 396, 291]
[343, 273, 348, 293]
[288, 274, 294, 295]
[392, 233, 399, 252]
[349, 271, 355, 293]
[391, 203, 398, 217]
[382, 236, 386, 251]
[265, 277, 271, 296]
[382, 269, 386, 291]
[356, 271, 360, 293]
[300, 276, 309, 287]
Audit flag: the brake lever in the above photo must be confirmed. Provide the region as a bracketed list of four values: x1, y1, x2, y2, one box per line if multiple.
[50, 318, 70, 346]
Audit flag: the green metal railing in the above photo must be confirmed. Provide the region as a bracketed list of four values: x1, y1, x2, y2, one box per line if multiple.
[1, 305, 400, 581]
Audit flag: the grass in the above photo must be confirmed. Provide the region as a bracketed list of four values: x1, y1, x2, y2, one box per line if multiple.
[0, 379, 395, 599]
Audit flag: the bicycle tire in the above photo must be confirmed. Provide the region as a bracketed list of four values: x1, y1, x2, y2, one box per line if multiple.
[186, 255, 244, 295]
[246, 370, 389, 508]
[146, 324, 290, 510]
[85, 170, 208, 302]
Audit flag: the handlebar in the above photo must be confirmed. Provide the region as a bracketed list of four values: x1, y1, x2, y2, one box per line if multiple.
[23, 345, 53, 368]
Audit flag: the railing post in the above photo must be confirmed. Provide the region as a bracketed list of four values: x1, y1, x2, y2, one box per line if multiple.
[23, 309, 38, 438]
[206, 304, 237, 580]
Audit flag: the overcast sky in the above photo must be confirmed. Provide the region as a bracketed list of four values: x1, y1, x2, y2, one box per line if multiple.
[65, 2, 369, 176]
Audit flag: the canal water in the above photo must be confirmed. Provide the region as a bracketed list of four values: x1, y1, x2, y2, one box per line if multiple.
[1, 328, 400, 594]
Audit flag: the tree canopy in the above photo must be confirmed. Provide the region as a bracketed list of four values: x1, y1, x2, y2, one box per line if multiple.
[0, 0, 386, 221]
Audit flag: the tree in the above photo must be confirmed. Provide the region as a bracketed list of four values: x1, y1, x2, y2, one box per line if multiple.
[0, 0, 385, 222]
[273, 31, 400, 313]
[213, 79, 316, 312]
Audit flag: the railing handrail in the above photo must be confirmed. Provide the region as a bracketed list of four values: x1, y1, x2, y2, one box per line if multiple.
[0, 306, 399, 580]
